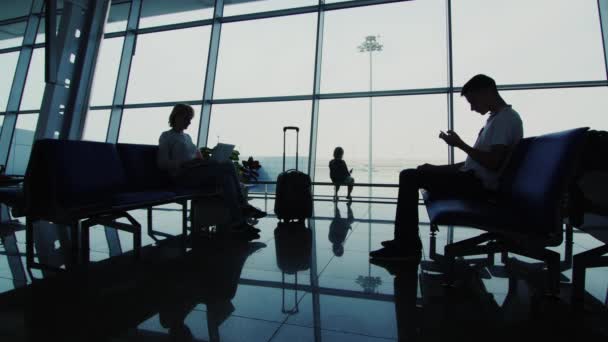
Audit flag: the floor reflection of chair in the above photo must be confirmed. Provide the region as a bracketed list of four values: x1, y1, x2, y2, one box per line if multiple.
[569, 171, 608, 307]
[30, 221, 76, 275]
[0, 222, 27, 288]
[19, 235, 263, 341]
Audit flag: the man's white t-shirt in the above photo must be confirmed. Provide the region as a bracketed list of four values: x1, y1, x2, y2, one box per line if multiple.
[460, 105, 523, 190]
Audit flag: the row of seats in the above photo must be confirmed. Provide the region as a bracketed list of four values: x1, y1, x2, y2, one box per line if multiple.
[23, 139, 221, 269]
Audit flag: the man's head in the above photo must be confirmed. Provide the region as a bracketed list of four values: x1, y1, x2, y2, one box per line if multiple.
[461, 74, 500, 115]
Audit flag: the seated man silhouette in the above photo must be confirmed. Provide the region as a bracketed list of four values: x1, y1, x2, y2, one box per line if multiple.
[329, 203, 355, 256]
[370, 74, 523, 260]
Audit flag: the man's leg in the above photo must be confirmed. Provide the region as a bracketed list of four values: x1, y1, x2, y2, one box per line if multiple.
[371, 165, 485, 260]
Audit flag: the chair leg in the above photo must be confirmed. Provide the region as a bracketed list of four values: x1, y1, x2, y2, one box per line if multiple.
[182, 201, 188, 245]
[133, 223, 142, 259]
[572, 255, 586, 304]
[69, 222, 80, 268]
[443, 233, 498, 286]
[26, 218, 34, 268]
[429, 224, 439, 261]
[545, 251, 561, 297]
[81, 221, 91, 265]
[564, 223, 573, 267]
[147, 207, 153, 236]
[571, 244, 608, 305]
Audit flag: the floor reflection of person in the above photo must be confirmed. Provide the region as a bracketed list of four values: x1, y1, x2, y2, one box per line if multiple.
[158, 240, 266, 342]
[370, 259, 420, 341]
[328, 203, 354, 257]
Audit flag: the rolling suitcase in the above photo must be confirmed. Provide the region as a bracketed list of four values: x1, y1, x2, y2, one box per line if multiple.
[274, 126, 313, 222]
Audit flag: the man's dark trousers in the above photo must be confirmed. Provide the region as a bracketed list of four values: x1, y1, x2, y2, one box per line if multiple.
[394, 164, 488, 246]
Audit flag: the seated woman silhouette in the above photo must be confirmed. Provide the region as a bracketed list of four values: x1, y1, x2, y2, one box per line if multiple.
[329, 147, 355, 202]
[157, 104, 265, 238]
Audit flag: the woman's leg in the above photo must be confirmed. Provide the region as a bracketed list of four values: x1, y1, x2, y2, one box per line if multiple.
[176, 163, 244, 227]
[346, 176, 354, 198]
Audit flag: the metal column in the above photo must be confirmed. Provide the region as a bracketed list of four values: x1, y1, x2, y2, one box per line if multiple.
[198, 0, 224, 147]
[106, 0, 142, 143]
[35, 0, 111, 141]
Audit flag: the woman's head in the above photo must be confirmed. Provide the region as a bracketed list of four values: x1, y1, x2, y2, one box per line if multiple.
[169, 104, 194, 131]
[333, 147, 344, 159]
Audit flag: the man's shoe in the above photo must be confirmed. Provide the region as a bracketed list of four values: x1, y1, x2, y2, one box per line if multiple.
[381, 239, 398, 248]
[381, 236, 422, 249]
[369, 246, 421, 261]
[243, 205, 267, 219]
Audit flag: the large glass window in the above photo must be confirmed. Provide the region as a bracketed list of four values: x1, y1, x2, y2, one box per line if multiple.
[0, 1, 32, 22]
[118, 106, 202, 145]
[139, 0, 214, 29]
[6, 114, 38, 175]
[223, 0, 316, 16]
[0, 52, 19, 112]
[125, 27, 211, 104]
[82, 109, 110, 142]
[208, 101, 312, 183]
[105, 2, 129, 33]
[19, 48, 45, 111]
[315, 95, 447, 197]
[0, 21, 26, 49]
[452, 0, 606, 85]
[90, 37, 124, 106]
[321, 1, 447, 94]
[214, 14, 317, 99]
[453, 87, 608, 162]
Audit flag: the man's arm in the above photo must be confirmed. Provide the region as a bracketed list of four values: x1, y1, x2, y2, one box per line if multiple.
[459, 143, 509, 171]
[440, 130, 509, 171]
[417, 162, 464, 172]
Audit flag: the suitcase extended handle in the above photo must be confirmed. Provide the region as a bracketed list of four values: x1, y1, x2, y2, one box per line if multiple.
[283, 126, 299, 132]
[283, 126, 299, 171]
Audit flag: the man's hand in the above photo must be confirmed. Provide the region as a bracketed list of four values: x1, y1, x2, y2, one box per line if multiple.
[439, 130, 464, 148]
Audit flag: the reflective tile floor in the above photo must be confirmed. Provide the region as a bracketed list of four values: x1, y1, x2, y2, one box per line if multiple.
[0, 198, 607, 341]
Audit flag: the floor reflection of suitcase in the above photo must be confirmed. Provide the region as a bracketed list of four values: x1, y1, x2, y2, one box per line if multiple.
[274, 222, 312, 314]
[274, 126, 313, 223]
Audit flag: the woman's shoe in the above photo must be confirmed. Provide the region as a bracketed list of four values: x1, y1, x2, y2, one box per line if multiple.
[243, 204, 267, 219]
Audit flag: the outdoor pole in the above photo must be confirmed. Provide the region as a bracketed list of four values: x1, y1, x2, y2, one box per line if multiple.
[369, 50, 373, 194]
[358, 35, 382, 197]
[357, 36, 383, 294]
